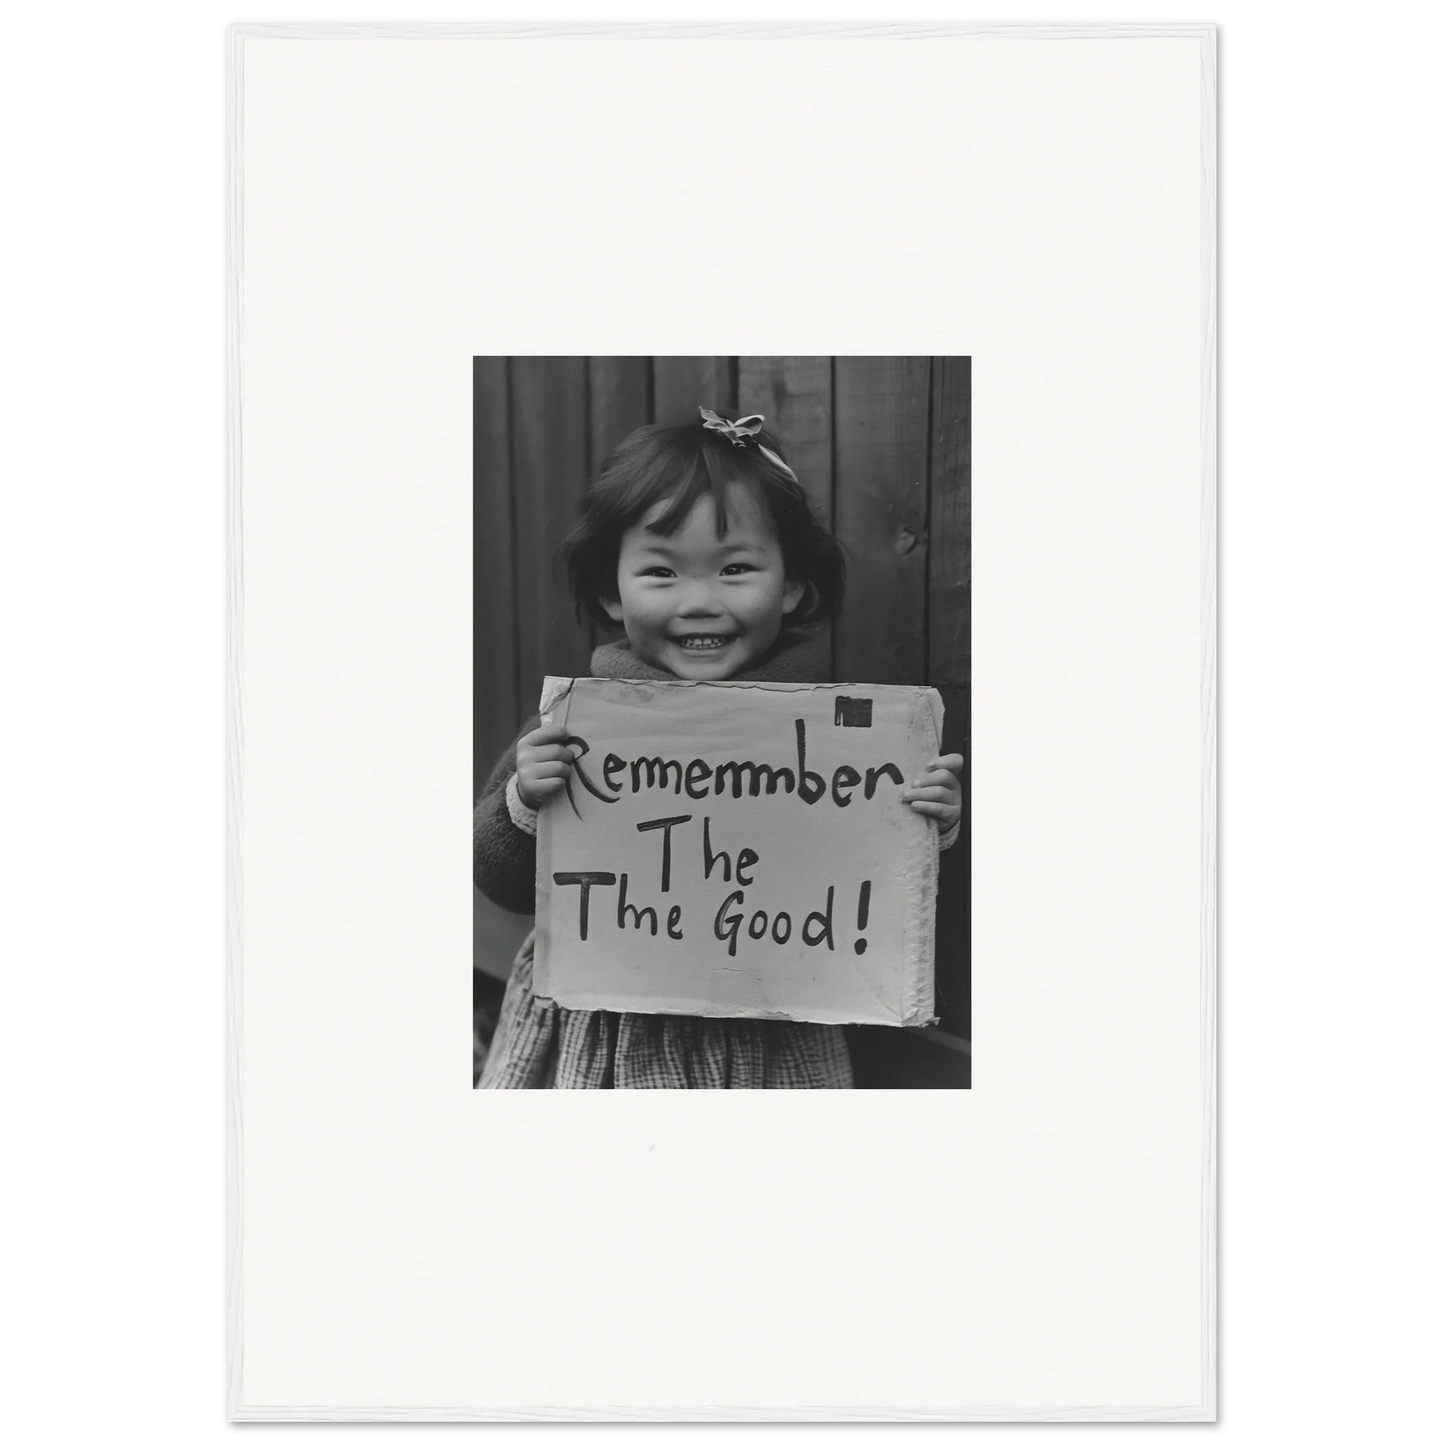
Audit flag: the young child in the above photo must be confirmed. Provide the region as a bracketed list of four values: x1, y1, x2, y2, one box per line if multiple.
[474, 408, 963, 1088]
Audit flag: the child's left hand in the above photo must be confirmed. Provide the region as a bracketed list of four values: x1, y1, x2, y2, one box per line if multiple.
[902, 754, 965, 834]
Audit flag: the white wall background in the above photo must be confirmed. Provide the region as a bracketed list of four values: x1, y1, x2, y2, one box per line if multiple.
[236, 27, 1206, 1418]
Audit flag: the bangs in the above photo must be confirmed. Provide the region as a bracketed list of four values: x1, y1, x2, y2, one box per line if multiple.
[646, 443, 759, 538]
[561, 414, 846, 629]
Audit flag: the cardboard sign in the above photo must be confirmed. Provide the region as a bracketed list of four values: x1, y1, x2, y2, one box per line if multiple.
[533, 677, 944, 1027]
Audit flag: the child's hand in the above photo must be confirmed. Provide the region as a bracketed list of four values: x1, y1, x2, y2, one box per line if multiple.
[902, 754, 965, 833]
[514, 723, 581, 810]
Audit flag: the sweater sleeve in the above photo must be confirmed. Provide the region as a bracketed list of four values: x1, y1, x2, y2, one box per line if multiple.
[473, 714, 542, 914]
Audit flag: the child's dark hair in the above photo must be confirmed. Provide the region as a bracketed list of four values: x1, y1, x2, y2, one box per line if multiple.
[562, 411, 846, 628]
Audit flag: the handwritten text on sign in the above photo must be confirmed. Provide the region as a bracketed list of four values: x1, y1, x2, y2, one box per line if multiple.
[533, 679, 943, 1027]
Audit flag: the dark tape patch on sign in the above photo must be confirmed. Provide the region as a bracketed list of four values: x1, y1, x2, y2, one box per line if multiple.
[834, 697, 873, 728]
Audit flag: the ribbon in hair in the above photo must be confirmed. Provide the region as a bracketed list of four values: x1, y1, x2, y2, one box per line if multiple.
[699, 408, 765, 446]
[698, 408, 800, 481]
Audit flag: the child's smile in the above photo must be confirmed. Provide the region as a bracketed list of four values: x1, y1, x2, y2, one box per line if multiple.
[675, 633, 735, 652]
[603, 485, 805, 680]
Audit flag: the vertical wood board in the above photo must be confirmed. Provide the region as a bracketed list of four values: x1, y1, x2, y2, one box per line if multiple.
[473, 357, 517, 784]
[651, 356, 734, 425]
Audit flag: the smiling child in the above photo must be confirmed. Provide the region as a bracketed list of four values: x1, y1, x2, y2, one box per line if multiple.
[474, 409, 962, 1088]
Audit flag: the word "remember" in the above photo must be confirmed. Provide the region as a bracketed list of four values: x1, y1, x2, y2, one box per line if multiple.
[596, 718, 904, 808]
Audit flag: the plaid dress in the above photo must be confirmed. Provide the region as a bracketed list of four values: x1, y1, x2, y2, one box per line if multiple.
[475, 631, 854, 1090]
[480, 940, 852, 1089]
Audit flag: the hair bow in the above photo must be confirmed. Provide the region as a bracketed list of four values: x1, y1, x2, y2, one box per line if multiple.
[698, 406, 801, 482]
[699, 408, 766, 447]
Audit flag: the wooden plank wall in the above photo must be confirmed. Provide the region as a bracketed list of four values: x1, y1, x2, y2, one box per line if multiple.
[475, 357, 971, 1041]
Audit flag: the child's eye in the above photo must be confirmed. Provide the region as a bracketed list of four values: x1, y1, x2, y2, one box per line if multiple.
[720, 563, 757, 576]
[639, 566, 675, 579]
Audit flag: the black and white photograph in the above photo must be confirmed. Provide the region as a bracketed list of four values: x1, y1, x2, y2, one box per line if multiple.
[473, 358, 971, 1088]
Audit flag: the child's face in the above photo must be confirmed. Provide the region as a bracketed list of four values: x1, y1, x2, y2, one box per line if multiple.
[603, 485, 805, 680]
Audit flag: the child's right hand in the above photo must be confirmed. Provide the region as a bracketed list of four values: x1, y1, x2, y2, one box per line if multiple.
[514, 723, 581, 810]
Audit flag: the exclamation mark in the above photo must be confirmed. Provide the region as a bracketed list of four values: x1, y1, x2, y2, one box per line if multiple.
[854, 880, 871, 955]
